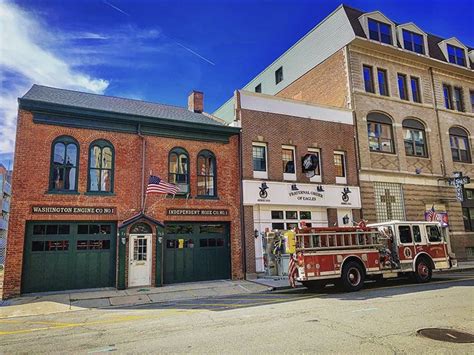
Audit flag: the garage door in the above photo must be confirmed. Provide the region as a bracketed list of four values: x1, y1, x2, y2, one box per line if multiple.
[22, 222, 116, 293]
[164, 223, 230, 284]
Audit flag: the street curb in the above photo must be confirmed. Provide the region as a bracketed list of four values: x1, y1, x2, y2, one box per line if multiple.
[435, 266, 474, 273]
[266, 267, 474, 291]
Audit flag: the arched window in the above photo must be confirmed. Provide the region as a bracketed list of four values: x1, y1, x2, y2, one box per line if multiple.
[169, 147, 189, 194]
[50, 136, 79, 192]
[367, 112, 394, 153]
[88, 140, 114, 193]
[402, 119, 427, 157]
[197, 150, 216, 197]
[450, 127, 471, 163]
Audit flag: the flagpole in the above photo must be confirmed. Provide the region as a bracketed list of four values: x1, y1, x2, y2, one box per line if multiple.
[143, 170, 152, 214]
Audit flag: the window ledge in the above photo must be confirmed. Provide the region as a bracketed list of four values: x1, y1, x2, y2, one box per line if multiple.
[84, 192, 116, 196]
[453, 161, 473, 165]
[166, 194, 192, 199]
[406, 155, 430, 160]
[369, 150, 396, 155]
[46, 190, 80, 195]
[195, 196, 219, 200]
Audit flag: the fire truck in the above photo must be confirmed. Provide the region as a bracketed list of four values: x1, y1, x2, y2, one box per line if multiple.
[293, 221, 457, 292]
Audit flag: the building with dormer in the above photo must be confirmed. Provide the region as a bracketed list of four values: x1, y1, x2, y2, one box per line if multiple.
[215, 4, 474, 259]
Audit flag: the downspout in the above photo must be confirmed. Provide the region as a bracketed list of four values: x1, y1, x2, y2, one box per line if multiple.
[345, 46, 362, 221]
[429, 67, 447, 177]
[138, 123, 146, 212]
[236, 90, 247, 279]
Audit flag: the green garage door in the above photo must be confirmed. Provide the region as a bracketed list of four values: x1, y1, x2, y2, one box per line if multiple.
[164, 223, 230, 284]
[22, 222, 116, 293]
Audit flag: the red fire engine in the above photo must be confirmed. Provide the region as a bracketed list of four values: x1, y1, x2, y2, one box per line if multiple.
[293, 221, 457, 292]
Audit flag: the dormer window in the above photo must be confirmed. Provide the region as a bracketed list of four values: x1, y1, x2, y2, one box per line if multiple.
[368, 18, 392, 45]
[403, 30, 424, 54]
[447, 44, 466, 66]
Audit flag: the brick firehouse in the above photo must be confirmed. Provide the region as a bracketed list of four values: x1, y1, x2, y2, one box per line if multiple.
[2, 85, 242, 299]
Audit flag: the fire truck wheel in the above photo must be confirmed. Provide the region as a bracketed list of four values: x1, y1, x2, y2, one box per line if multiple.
[414, 258, 432, 283]
[341, 261, 365, 292]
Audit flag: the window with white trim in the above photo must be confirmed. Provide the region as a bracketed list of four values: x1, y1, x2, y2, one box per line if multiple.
[282, 145, 296, 181]
[334, 151, 347, 184]
[252, 142, 268, 179]
[307, 148, 322, 183]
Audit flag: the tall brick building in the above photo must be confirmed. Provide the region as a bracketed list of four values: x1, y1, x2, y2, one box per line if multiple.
[215, 4, 474, 259]
[3, 85, 242, 298]
[231, 90, 361, 275]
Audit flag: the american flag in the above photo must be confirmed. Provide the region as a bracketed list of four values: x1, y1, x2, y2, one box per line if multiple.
[288, 253, 298, 288]
[146, 175, 180, 195]
[426, 205, 438, 222]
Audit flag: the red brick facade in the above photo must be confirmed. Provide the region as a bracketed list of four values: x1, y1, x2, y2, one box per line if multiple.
[3, 109, 243, 298]
[237, 94, 361, 275]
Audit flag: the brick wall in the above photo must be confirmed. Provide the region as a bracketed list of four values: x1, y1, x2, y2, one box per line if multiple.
[239, 108, 358, 186]
[276, 49, 350, 109]
[3, 110, 243, 298]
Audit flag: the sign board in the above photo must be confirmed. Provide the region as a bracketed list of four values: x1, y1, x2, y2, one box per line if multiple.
[32, 206, 116, 214]
[242, 180, 361, 208]
[166, 208, 229, 216]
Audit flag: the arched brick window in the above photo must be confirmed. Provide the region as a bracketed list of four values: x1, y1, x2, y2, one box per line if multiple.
[197, 150, 217, 197]
[50, 136, 79, 192]
[88, 140, 114, 193]
[402, 118, 428, 157]
[450, 126, 471, 163]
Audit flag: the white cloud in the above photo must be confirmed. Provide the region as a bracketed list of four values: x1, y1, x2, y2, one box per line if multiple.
[0, 0, 110, 155]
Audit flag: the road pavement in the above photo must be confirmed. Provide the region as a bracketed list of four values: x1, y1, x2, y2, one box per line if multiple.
[1, 271, 473, 353]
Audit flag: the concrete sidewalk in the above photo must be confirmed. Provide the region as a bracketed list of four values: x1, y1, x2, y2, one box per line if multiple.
[252, 260, 474, 290]
[0, 280, 271, 319]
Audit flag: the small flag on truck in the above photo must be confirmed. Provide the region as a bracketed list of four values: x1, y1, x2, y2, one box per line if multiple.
[288, 254, 297, 288]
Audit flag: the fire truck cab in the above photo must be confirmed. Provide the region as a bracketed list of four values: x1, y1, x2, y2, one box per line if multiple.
[294, 221, 457, 292]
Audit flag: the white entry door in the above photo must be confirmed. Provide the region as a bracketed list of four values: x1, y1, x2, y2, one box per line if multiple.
[129, 234, 152, 287]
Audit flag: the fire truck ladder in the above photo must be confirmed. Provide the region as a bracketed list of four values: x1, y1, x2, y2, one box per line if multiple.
[296, 230, 382, 251]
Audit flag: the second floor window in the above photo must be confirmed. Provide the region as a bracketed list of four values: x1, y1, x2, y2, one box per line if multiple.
[453, 87, 464, 112]
[282, 146, 296, 175]
[50, 136, 78, 192]
[449, 127, 471, 163]
[398, 74, 408, 100]
[363, 65, 374, 93]
[197, 150, 216, 197]
[447, 44, 466, 67]
[443, 84, 453, 109]
[403, 119, 427, 157]
[368, 18, 392, 44]
[377, 68, 389, 96]
[253, 144, 267, 172]
[411, 77, 421, 103]
[334, 152, 346, 178]
[88, 140, 114, 193]
[402, 30, 424, 54]
[367, 112, 394, 153]
[169, 147, 189, 194]
[255, 84, 262, 93]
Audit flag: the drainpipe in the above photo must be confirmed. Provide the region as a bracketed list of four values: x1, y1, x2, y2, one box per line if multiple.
[236, 91, 247, 279]
[138, 124, 146, 212]
[429, 67, 447, 177]
[345, 46, 362, 222]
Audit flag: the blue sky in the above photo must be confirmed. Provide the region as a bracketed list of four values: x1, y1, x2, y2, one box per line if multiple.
[0, 0, 473, 168]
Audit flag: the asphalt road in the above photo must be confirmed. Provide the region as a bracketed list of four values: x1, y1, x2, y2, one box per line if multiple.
[1, 271, 473, 353]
